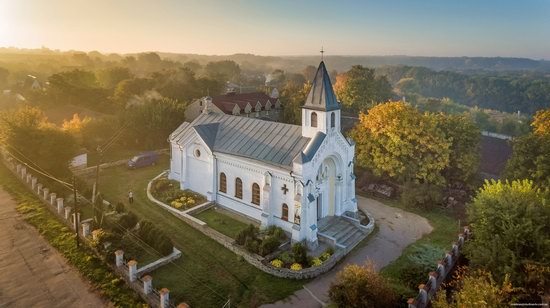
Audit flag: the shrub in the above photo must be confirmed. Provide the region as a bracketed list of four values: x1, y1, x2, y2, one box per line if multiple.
[236, 224, 258, 246]
[311, 258, 323, 267]
[292, 242, 308, 265]
[270, 259, 283, 268]
[136, 220, 173, 256]
[273, 228, 286, 240]
[259, 236, 281, 256]
[401, 181, 443, 210]
[115, 202, 125, 213]
[279, 252, 294, 265]
[290, 263, 302, 271]
[329, 261, 397, 308]
[118, 212, 138, 230]
[244, 237, 260, 254]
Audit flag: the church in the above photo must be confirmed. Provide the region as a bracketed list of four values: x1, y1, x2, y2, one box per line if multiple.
[168, 61, 357, 247]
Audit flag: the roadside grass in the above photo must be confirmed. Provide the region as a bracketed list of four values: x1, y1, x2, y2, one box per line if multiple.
[0, 163, 143, 307]
[194, 207, 249, 239]
[79, 156, 305, 307]
[369, 194, 460, 298]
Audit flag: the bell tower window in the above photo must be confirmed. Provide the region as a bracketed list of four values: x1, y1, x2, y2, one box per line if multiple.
[311, 112, 318, 128]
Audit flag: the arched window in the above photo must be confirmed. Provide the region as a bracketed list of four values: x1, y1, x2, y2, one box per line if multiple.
[331, 112, 335, 128]
[219, 173, 227, 193]
[282, 204, 289, 221]
[235, 178, 243, 199]
[311, 112, 318, 127]
[251, 183, 260, 205]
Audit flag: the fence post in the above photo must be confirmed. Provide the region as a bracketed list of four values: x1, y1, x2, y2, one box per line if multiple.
[436, 261, 445, 281]
[160, 288, 170, 308]
[57, 198, 64, 214]
[115, 250, 124, 267]
[16, 164, 21, 174]
[50, 193, 57, 206]
[82, 222, 90, 237]
[418, 284, 427, 306]
[407, 298, 417, 308]
[43, 187, 49, 200]
[142, 275, 152, 295]
[26, 173, 32, 184]
[428, 271, 438, 293]
[31, 177, 37, 190]
[458, 233, 465, 247]
[37, 183, 43, 195]
[64, 206, 72, 220]
[21, 166, 26, 178]
[128, 260, 138, 282]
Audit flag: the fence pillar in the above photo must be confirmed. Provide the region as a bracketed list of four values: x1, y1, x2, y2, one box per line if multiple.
[43, 187, 49, 200]
[463, 225, 470, 238]
[26, 173, 32, 184]
[21, 166, 27, 178]
[436, 261, 445, 280]
[445, 252, 453, 266]
[115, 250, 124, 267]
[407, 298, 417, 308]
[458, 233, 465, 247]
[72, 212, 80, 231]
[177, 303, 190, 308]
[418, 284, 427, 306]
[428, 271, 438, 292]
[16, 164, 21, 174]
[128, 260, 138, 282]
[31, 177, 37, 190]
[160, 288, 170, 308]
[57, 198, 64, 214]
[142, 275, 152, 295]
[81, 222, 90, 237]
[49, 193, 57, 206]
[64, 206, 72, 220]
[37, 183, 43, 195]
[452, 242, 459, 256]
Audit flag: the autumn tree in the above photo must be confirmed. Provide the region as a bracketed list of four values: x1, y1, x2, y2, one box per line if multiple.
[432, 270, 514, 308]
[466, 179, 550, 295]
[0, 106, 78, 175]
[279, 81, 311, 125]
[435, 113, 480, 184]
[96, 67, 132, 89]
[329, 261, 397, 308]
[333, 65, 393, 112]
[111, 77, 154, 108]
[503, 109, 550, 187]
[350, 101, 450, 185]
[205, 60, 241, 82]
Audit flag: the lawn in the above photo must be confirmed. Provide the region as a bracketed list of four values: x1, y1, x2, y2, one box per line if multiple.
[369, 194, 460, 298]
[78, 154, 305, 307]
[194, 207, 250, 239]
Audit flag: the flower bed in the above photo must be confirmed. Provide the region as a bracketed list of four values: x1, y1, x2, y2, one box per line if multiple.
[269, 244, 335, 271]
[235, 225, 288, 257]
[150, 177, 206, 211]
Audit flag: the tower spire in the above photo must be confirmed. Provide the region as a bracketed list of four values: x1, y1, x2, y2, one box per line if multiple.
[320, 46, 324, 61]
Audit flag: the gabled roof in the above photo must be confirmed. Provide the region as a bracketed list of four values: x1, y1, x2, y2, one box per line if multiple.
[303, 61, 340, 111]
[170, 113, 312, 170]
[211, 92, 278, 114]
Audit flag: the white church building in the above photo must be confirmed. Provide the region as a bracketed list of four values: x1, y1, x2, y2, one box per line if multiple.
[168, 61, 358, 247]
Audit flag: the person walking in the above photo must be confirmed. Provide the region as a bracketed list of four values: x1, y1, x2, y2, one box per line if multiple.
[128, 190, 134, 204]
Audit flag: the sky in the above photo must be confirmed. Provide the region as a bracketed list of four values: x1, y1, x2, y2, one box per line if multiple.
[1, 0, 549, 59]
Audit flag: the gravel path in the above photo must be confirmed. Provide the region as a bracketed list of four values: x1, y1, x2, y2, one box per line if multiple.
[0, 187, 107, 308]
[263, 195, 433, 308]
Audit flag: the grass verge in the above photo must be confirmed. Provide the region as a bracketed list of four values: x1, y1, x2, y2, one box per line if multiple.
[0, 163, 144, 307]
[194, 207, 250, 239]
[78, 156, 305, 307]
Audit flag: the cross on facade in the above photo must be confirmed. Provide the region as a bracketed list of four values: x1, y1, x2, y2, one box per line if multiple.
[281, 184, 289, 195]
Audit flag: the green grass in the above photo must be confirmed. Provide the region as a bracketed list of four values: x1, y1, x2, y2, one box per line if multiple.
[0, 163, 143, 307]
[371, 194, 460, 298]
[195, 207, 250, 239]
[79, 155, 305, 307]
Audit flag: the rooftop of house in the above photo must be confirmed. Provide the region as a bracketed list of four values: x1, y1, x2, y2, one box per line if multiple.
[211, 92, 279, 114]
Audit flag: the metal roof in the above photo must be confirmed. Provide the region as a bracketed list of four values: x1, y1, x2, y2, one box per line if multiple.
[170, 113, 312, 170]
[303, 61, 340, 111]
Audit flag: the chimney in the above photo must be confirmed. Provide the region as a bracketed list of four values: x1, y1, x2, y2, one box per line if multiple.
[202, 96, 212, 114]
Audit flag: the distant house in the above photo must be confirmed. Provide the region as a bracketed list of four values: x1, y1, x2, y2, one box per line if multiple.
[26, 75, 42, 90]
[185, 91, 282, 122]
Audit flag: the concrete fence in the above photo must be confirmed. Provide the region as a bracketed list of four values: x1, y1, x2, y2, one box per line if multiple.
[407, 226, 471, 308]
[1, 154, 190, 308]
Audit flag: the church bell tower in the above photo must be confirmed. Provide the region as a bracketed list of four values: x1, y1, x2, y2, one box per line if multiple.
[301, 61, 341, 138]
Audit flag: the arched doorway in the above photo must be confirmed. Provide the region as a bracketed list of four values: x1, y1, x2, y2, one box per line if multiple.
[316, 156, 338, 220]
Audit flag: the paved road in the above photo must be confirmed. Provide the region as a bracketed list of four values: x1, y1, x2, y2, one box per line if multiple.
[263, 195, 433, 308]
[0, 187, 106, 308]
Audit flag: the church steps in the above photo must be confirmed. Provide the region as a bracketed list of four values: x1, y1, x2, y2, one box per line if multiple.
[317, 216, 366, 251]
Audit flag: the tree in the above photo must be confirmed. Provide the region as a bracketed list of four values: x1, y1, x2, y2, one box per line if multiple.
[466, 179, 550, 295]
[205, 60, 241, 82]
[0, 106, 78, 175]
[329, 261, 397, 308]
[435, 113, 480, 184]
[279, 81, 311, 125]
[432, 270, 514, 308]
[503, 114, 550, 187]
[48, 69, 109, 110]
[350, 102, 451, 185]
[96, 67, 131, 89]
[183, 61, 203, 74]
[111, 78, 154, 108]
[333, 65, 393, 112]
[124, 98, 186, 149]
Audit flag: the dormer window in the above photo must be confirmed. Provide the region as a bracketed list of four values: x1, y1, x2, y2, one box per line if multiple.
[311, 112, 318, 128]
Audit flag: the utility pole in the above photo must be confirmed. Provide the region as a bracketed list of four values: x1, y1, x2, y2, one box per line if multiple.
[93, 145, 102, 223]
[73, 175, 80, 248]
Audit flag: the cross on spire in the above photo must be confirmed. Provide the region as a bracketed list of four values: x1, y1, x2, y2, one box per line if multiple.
[320, 47, 324, 61]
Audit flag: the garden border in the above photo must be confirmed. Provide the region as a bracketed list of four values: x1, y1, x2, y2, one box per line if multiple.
[147, 170, 373, 279]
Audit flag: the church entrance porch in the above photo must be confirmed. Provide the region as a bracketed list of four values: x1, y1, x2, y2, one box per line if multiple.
[315, 156, 340, 221]
[317, 216, 367, 251]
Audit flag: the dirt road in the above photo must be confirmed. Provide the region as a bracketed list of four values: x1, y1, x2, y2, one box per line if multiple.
[0, 187, 106, 308]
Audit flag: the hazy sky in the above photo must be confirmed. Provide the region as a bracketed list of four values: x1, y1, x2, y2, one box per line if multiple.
[1, 0, 549, 59]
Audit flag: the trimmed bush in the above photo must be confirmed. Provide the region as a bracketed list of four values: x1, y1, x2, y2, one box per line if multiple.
[292, 242, 308, 266]
[279, 252, 294, 265]
[259, 236, 281, 257]
[118, 212, 138, 230]
[236, 224, 258, 246]
[136, 220, 174, 256]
